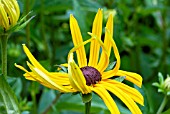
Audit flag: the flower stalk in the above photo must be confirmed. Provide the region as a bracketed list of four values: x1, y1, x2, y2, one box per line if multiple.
[157, 95, 168, 114]
[85, 100, 91, 114]
[0, 34, 8, 77]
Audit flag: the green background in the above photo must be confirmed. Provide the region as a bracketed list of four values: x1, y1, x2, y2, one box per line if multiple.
[1, 0, 170, 114]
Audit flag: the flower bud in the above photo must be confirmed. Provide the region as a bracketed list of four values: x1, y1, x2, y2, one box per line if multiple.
[164, 76, 170, 90]
[153, 73, 170, 95]
[0, 0, 20, 31]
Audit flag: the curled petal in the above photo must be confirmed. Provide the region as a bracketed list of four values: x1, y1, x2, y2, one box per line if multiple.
[68, 38, 93, 60]
[102, 28, 121, 78]
[98, 14, 113, 72]
[68, 53, 91, 94]
[88, 32, 109, 73]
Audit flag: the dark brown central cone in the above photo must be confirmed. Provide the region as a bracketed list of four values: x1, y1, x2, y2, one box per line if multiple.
[80, 66, 102, 86]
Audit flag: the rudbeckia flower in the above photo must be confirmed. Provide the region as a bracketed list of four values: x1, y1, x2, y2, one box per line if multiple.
[15, 9, 144, 114]
[0, 0, 20, 31]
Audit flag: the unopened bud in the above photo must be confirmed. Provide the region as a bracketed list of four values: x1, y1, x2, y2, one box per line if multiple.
[0, 0, 20, 31]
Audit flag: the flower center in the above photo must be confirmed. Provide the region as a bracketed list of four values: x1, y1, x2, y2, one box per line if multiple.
[80, 66, 101, 86]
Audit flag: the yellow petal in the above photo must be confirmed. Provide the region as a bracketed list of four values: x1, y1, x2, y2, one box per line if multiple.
[2, 0, 15, 25]
[115, 70, 142, 87]
[70, 15, 87, 67]
[88, 32, 109, 73]
[0, 3, 9, 29]
[91, 85, 120, 114]
[101, 81, 142, 114]
[15, 63, 70, 85]
[68, 38, 93, 60]
[27, 61, 75, 93]
[102, 28, 120, 78]
[68, 53, 91, 94]
[22, 44, 54, 77]
[25, 72, 70, 85]
[88, 9, 103, 67]
[23, 71, 73, 90]
[97, 14, 113, 72]
[10, 0, 20, 20]
[106, 79, 144, 106]
[15, 63, 37, 81]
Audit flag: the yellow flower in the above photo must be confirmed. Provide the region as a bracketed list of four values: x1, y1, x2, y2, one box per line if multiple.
[15, 9, 144, 114]
[0, 0, 20, 30]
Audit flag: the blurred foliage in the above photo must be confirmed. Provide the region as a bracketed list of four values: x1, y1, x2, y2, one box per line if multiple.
[1, 0, 170, 113]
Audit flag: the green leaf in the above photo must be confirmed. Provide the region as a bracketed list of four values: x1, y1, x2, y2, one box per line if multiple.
[158, 88, 164, 93]
[38, 89, 56, 114]
[167, 92, 170, 96]
[14, 15, 35, 32]
[55, 93, 108, 113]
[81, 93, 92, 103]
[162, 108, 170, 114]
[134, 85, 150, 114]
[7, 11, 35, 33]
[114, 76, 126, 82]
[55, 65, 68, 72]
[152, 82, 160, 87]
[0, 75, 20, 114]
[105, 61, 116, 71]
[158, 72, 164, 84]
[7, 77, 22, 98]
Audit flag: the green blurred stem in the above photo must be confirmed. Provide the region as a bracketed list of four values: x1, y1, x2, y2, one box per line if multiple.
[31, 82, 37, 114]
[85, 101, 91, 114]
[157, 95, 168, 114]
[161, 8, 168, 74]
[40, 0, 51, 59]
[0, 34, 8, 78]
[42, 93, 62, 114]
[25, 0, 30, 48]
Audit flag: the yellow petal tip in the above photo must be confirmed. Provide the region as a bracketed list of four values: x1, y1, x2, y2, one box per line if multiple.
[70, 14, 74, 17]
[14, 63, 18, 67]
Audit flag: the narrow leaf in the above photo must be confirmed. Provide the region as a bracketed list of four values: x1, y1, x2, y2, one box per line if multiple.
[0, 75, 20, 114]
[114, 76, 126, 82]
[105, 61, 116, 71]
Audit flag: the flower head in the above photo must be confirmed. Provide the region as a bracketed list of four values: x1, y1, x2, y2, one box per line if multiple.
[164, 76, 170, 90]
[153, 72, 170, 96]
[0, 0, 20, 31]
[15, 9, 144, 114]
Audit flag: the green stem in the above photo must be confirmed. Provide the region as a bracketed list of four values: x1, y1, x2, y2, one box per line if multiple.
[42, 93, 62, 114]
[157, 95, 168, 114]
[0, 34, 8, 78]
[40, 0, 51, 59]
[25, 0, 30, 48]
[31, 82, 37, 114]
[85, 101, 91, 114]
